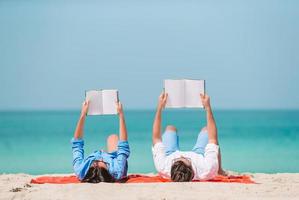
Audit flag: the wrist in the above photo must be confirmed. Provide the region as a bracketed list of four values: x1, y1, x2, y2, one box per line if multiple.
[157, 105, 163, 112]
[205, 106, 212, 111]
[79, 114, 86, 119]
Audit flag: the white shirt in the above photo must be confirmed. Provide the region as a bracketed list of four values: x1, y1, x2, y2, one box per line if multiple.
[152, 142, 219, 180]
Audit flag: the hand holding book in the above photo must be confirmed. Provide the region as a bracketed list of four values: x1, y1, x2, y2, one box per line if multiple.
[157, 92, 168, 110]
[200, 94, 211, 110]
[116, 101, 124, 117]
[80, 100, 90, 117]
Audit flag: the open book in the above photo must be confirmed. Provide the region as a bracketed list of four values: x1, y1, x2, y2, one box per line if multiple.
[85, 89, 119, 115]
[164, 79, 205, 108]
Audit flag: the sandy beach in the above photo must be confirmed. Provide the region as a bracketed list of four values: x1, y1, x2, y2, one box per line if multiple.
[0, 173, 298, 200]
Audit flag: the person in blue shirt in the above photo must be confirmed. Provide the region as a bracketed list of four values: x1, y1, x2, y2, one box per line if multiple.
[71, 100, 130, 183]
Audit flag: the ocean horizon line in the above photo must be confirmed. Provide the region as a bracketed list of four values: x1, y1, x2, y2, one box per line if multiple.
[1, 108, 299, 113]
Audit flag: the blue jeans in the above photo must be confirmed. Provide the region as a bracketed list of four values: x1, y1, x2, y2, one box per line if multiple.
[162, 129, 209, 156]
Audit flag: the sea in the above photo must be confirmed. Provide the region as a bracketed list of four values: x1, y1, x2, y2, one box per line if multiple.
[0, 110, 298, 175]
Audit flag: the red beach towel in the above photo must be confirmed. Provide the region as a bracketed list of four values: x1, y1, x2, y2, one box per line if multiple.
[30, 174, 255, 184]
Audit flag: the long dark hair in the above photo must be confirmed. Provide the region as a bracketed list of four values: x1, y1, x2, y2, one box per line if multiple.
[83, 166, 115, 183]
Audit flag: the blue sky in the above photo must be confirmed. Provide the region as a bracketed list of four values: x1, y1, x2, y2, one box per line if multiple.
[0, 0, 298, 110]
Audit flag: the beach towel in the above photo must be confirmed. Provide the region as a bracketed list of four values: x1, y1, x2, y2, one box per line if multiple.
[30, 174, 255, 184]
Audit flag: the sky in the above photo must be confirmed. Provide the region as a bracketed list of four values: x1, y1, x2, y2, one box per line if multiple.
[0, 0, 298, 110]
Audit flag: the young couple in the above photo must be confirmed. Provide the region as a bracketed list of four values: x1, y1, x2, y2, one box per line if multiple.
[71, 92, 225, 183]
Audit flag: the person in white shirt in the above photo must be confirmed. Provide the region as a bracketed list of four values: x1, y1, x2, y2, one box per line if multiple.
[152, 92, 226, 182]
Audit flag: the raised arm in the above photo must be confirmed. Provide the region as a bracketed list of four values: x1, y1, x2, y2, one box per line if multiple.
[72, 101, 89, 179]
[152, 92, 168, 145]
[116, 102, 128, 141]
[115, 102, 130, 179]
[200, 94, 218, 145]
[73, 101, 89, 139]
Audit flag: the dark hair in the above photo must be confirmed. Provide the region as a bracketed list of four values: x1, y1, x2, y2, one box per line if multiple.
[170, 161, 194, 182]
[83, 166, 115, 183]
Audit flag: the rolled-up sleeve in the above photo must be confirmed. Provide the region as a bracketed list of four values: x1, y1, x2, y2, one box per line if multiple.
[200, 143, 219, 180]
[117, 140, 130, 158]
[152, 142, 166, 173]
[71, 138, 84, 176]
[115, 140, 130, 179]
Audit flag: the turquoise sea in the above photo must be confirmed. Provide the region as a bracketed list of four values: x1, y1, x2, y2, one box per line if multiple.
[0, 110, 298, 175]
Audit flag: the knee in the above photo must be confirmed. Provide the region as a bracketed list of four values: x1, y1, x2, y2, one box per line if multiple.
[201, 126, 207, 132]
[165, 125, 177, 132]
[107, 134, 119, 143]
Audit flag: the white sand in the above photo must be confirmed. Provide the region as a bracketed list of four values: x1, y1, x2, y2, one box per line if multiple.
[0, 173, 298, 200]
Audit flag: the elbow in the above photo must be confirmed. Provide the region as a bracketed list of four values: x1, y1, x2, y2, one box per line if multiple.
[152, 137, 161, 146]
[152, 129, 161, 142]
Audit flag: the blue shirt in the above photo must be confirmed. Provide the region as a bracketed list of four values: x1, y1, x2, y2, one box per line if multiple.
[71, 138, 130, 181]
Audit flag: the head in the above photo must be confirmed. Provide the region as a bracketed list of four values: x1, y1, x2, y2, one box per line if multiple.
[170, 157, 194, 182]
[83, 162, 115, 183]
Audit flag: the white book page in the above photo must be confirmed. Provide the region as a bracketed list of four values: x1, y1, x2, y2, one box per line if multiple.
[164, 79, 185, 108]
[85, 90, 103, 115]
[185, 79, 205, 108]
[102, 90, 118, 115]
